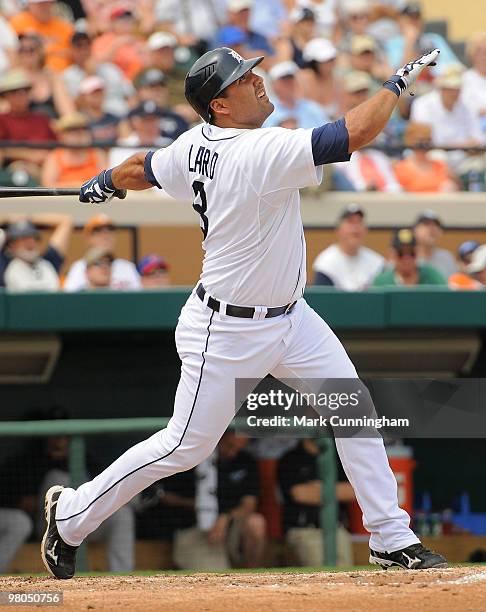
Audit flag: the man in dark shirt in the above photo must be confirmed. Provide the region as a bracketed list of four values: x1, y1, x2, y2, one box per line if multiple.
[140, 432, 266, 569]
[278, 439, 355, 566]
[0, 214, 72, 290]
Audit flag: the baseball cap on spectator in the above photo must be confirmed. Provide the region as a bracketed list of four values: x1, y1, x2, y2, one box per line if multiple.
[414, 209, 442, 227]
[458, 240, 480, 262]
[138, 254, 169, 276]
[134, 68, 167, 89]
[289, 7, 315, 23]
[79, 75, 105, 95]
[344, 70, 372, 93]
[343, 0, 370, 16]
[216, 26, 248, 47]
[128, 100, 163, 119]
[6, 219, 40, 244]
[466, 244, 486, 274]
[72, 32, 91, 46]
[436, 64, 464, 89]
[269, 61, 299, 81]
[227, 0, 253, 12]
[303, 38, 337, 63]
[391, 228, 416, 250]
[148, 31, 177, 51]
[83, 214, 114, 236]
[401, 2, 422, 17]
[338, 203, 365, 222]
[54, 113, 89, 132]
[84, 247, 115, 267]
[0, 70, 32, 94]
[350, 35, 377, 55]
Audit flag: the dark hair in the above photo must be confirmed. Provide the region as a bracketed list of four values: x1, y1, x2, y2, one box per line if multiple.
[18, 33, 45, 68]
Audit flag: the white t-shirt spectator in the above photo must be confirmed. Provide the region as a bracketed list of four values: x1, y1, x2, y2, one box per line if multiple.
[155, 0, 227, 43]
[64, 258, 141, 292]
[313, 244, 384, 290]
[411, 90, 484, 147]
[4, 258, 59, 292]
[337, 149, 402, 193]
[0, 16, 17, 75]
[461, 69, 486, 124]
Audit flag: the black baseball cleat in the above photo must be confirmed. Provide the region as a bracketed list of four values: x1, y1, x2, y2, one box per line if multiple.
[369, 543, 447, 570]
[41, 485, 78, 579]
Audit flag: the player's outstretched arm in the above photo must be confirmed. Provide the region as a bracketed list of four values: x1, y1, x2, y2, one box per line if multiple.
[79, 153, 152, 204]
[345, 48, 440, 152]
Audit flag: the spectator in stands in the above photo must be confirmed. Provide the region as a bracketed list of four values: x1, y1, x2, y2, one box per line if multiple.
[138, 254, 171, 288]
[9, 0, 74, 72]
[410, 65, 483, 149]
[338, 0, 372, 48]
[0, 69, 55, 183]
[298, 38, 340, 119]
[457, 240, 480, 272]
[248, 0, 287, 40]
[91, 7, 147, 80]
[313, 204, 384, 289]
[108, 101, 171, 168]
[133, 68, 189, 141]
[383, 1, 460, 72]
[462, 32, 486, 135]
[145, 31, 186, 107]
[278, 438, 355, 567]
[83, 247, 114, 290]
[465, 245, 486, 287]
[448, 240, 482, 290]
[373, 228, 446, 286]
[300, 0, 338, 39]
[0, 214, 72, 291]
[41, 113, 106, 188]
[337, 71, 402, 192]
[394, 123, 458, 192]
[278, 7, 317, 69]
[154, 0, 226, 53]
[62, 32, 133, 118]
[347, 35, 392, 88]
[0, 14, 18, 76]
[145, 432, 266, 570]
[64, 213, 141, 291]
[15, 33, 74, 118]
[77, 76, 119, 144]
[219, 0, 274, 57]
[264, 61, 329, 128]
[413, 210, 457, 278]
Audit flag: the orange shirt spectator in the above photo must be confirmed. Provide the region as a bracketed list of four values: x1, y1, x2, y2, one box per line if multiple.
[91, 9, 146, 80]
[41, 113, 105, 188]
[10, 2, 73, 72]
[394, 122, 457, 193]
[395, 157, 452, 192]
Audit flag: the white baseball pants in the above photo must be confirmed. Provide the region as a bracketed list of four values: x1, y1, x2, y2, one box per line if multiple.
[56, 292, 419, 553]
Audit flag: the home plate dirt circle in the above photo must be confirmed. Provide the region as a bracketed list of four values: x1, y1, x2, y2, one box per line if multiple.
[1, 566, 486, 611]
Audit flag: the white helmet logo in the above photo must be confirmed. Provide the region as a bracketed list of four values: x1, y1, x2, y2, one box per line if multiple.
[228, 49, 244, 63]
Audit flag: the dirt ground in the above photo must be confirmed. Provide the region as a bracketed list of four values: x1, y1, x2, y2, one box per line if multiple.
[1, 566, 486, 612]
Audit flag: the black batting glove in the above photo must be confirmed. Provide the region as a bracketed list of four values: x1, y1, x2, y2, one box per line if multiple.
[79, 169, 127, 204]
[383, 48, 440, 97]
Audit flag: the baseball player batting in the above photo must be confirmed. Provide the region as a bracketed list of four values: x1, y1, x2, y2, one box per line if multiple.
[41, 46, 446, 578]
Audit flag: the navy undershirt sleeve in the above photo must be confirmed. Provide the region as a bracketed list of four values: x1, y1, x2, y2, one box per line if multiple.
[143, 151, 162, 189]
[311, 117, 351, 166]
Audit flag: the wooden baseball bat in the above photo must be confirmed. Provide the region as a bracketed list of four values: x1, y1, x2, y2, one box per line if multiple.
[0, 187, 79, 198]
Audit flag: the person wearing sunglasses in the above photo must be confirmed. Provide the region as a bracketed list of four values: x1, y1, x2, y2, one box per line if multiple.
[373, 228, 446, 286]
[64, 213, 141, 292]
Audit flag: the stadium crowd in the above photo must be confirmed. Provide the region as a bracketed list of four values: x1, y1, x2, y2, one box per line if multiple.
[0, 0, 483, 190]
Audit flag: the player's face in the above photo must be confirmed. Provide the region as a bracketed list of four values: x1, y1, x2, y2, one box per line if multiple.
[211, 70, 274, 128]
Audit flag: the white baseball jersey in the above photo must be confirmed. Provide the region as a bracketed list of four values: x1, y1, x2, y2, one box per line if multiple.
[147, 124, 323, 307]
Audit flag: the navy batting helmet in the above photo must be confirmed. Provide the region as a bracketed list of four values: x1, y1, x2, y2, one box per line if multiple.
[185, 47, 264, 123]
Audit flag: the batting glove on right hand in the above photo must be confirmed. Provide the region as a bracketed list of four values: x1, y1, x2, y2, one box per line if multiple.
[383, 48, 440, 97]
[79, 169, 127, 204]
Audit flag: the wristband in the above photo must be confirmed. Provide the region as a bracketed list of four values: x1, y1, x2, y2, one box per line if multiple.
[103, 169, 116, 192]
[382, 75, 402, 97]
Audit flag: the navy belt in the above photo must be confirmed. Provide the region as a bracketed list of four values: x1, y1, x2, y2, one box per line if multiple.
[196, 284, 296, 319]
